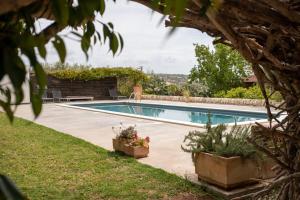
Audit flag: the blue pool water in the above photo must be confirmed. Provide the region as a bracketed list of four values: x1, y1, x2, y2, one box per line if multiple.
[72, 102, 267, 125]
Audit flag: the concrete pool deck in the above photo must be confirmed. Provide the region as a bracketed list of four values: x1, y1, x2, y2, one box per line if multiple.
[14, 100, 270, 180]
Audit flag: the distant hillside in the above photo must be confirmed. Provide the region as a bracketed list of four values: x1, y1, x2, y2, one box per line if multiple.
[152, 73, 188, 86]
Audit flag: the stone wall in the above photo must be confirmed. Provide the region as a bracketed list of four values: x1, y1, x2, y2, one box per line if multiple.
[31, 75, 117, 100]
[142, 95, 281, 106]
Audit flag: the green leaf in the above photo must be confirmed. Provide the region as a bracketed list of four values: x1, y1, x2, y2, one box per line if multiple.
[38, 44, 47, 59]
[108, 22, 114, 30]
[36, 35, 47, 59]
[14, 88, 24, 105]
[29, 81, 43, 117]
[0, 174, 28, 199]
[99, 0, 106, 15]
[103, 24, 110, 43]
[167, 27, 177, 37]
[52, 36, 66, 63]
[86, 21, 95, 37]
[118, 33, 124, 52]
[110, 33, 119, 56]
[33, 64, 47, 93]
[3, 50, 26, 89]
[81, 35, 90, 59]
[0, 89, 13, 122]
[174, 0, 187, 20]
[96, 32, 102, 44]
[51, 0, 69, 25]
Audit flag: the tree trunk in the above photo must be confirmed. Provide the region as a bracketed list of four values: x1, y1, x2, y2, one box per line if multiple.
[130, 1, 300, 199]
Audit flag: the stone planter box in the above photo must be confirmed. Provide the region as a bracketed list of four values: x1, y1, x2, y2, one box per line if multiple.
[194, 152, 275, 190]
[113, 139, 149, 158]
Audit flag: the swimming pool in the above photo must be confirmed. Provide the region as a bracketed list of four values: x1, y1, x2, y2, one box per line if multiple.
[67, 102, 268, 126]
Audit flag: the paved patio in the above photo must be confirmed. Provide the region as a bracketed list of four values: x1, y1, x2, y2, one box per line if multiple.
[14, 100, 268, 180]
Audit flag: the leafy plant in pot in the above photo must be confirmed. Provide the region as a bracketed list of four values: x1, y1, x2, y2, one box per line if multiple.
[182, 116, 275, 190]
[112, 123, 149, 158]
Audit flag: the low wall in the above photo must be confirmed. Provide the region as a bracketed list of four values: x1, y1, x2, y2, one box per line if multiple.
[31, 75, 117, 100]
[142, 95, 280, 107]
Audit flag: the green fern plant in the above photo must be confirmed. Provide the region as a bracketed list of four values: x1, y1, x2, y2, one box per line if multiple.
[182, 114, 257, 161]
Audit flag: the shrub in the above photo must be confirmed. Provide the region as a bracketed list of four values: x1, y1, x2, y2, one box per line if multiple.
[142, 75, 168, 95]
[214, 85, 282, 101]
[214, 90, 226, 98]
[166, 84, 182, 96]
[224, 87, 247, 98]
[182, 115, 257, 159]
[184, 82, 209, 97]
[243, 85, 264, 99]
[182, 89, 190, 98]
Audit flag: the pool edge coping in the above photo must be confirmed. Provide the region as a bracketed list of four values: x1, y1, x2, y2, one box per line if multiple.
[57, 101, 271, 128]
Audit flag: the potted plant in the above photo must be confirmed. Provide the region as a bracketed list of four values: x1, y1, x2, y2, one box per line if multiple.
[112, 123, 149, 158]
[182, 116, 275, 190]
[132, 74, 144, 100]
[133, 84, 142, 100]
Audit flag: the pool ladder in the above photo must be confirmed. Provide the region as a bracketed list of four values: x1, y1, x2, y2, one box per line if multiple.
[128, 92, 136, 102]
[128, 92, 141, 103]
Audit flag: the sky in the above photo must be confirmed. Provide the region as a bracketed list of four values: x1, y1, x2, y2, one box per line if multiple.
[42, 0, 213, 74]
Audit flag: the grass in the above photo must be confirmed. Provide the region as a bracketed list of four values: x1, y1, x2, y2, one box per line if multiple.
[0, 114, 217, 200]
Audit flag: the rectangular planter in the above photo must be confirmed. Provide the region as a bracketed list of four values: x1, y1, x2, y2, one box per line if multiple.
[113, 139, 149, 158]
[194, 152, 275, 190]
[112, 138, 127, 152]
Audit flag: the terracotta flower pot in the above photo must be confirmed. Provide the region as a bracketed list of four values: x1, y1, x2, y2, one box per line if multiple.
[194, 152, 275, 190]
[133, 85, 143, 100]
[112, 138, 149, 158]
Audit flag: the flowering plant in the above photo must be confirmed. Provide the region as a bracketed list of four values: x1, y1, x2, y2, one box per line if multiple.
[112, 123, 150, 148]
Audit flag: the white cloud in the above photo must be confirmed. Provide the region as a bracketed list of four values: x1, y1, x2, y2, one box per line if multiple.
[44, 0, 214, 74]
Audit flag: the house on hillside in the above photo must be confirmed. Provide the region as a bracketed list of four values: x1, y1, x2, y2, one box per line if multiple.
[242, 75, 257, 88]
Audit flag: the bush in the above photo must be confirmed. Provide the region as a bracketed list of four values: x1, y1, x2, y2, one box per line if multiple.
[166, 84, 182, 96]
[244, 85, 264, 99]
[184, 82, 209, 97]
[214, 90, 226, 98]
[214, 85, 282, 101]
[224, 87, 247, 98]
[142, 75, 168, 95]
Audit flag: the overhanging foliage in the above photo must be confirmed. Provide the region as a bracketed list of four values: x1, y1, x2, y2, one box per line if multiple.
[0, 0, 123, 121]
[47, 67, 147, 84]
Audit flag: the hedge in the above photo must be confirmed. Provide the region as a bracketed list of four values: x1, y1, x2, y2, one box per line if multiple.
[47, 67, 147, 84]
[214, 85, 282, 101]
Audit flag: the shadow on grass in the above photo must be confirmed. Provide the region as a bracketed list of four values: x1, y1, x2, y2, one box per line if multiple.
[106, 150, 133, 160]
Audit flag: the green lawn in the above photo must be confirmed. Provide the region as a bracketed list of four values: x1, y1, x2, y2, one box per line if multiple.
[0, 114, 217, 200]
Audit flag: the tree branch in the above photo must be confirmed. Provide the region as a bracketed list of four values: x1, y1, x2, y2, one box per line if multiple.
[264, 0, 300, 23]
[0, 0, 39, 15]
